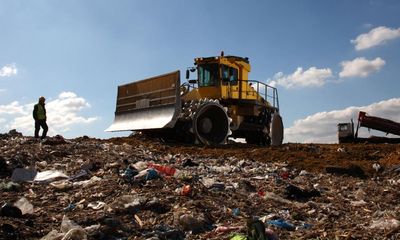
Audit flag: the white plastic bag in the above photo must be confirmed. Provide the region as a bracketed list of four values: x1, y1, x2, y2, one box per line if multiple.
[14, 197, 34, 215]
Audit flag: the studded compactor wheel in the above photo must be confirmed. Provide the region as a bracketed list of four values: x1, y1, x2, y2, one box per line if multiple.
[180, 99, 231, 145]
[192, 101, 230, 145]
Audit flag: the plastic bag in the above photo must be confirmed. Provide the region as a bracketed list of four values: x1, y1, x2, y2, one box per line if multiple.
[60, 215, 80, 233]
[61, 228, 87, 240]
[14, 197, 34, 215]
[40, 230, 63, 240]
[370, 218, 400, 230]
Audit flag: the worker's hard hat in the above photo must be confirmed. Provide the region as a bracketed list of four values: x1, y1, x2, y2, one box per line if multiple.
[39, 96, 46, 101]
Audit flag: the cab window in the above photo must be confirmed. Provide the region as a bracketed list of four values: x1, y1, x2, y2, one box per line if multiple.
[198, 64, 219, 87]
[221, 65, 238, 84]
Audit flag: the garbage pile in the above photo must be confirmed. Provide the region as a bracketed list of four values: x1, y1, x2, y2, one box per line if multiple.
[1, 131, 400, 239]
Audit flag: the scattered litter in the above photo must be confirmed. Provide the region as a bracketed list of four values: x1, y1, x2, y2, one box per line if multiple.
[87, 201, 106, 210]
[111, 194, 146, 212]
[351, 200, 367, 207]
[299, 170, 309, 176]
[121, 166, 138, 182]
[232, 208, 240, 216]
[337, 147, 346, 153]
[372, 163, 381, 172]
[69, 169, 89, 181]
[148, 163, 177, 176]
[134, 214, 143, 227]
[176, 184, 192, 196]
[134, 168, 159, 182]
[230, 233, 247, 240]
[40, 229, 64, 240]
[72, 176, 102, 188]
[284, 184, 321, 201]
[1, 133, 400, 239]
[50, 179, 73, 191]
[11, 168, 37, 182]
[369, 218, 400, 230]
[132, 161, 148, 171]
[34, 170, 69, 182]
[0, 181, 21, 191]
[84, 224, 101, 235]
[214, 225, 242, 234]
[63, 203, 76, 212]
[201, 177, 225, 190]
[13, 197, 34, 215]
[267, 219, 295, 231]
[182, 159, 199, 167]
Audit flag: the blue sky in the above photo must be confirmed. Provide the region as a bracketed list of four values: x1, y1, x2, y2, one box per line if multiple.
[1, 0, 399, 142]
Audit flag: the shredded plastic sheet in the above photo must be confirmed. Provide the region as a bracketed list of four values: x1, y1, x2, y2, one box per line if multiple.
[34, 170, 69, 182]
[11, 168, 69, 183]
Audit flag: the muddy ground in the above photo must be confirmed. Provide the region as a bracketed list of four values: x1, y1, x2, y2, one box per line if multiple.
[1, 132, 400, 239]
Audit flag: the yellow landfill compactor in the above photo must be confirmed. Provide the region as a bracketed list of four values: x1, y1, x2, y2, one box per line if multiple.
[106, 53, 284, 146]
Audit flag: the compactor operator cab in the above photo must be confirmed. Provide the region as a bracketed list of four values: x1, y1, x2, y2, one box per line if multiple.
[186, 64, 238, 85]
[186, 53, 242, 86]
[192, 62, 240, 87]
[185, 54, 257, 101]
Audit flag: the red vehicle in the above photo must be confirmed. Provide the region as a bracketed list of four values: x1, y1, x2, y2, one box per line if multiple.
[338, 111, 400, 143]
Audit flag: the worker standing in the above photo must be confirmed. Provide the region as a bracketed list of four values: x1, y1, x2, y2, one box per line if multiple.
[32, 96, 48, 139]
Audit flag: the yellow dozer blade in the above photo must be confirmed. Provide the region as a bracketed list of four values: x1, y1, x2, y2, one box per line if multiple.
[106, 71, 181, 132]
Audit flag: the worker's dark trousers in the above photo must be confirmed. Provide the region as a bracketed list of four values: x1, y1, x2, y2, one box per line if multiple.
[34, 120, 48, 139]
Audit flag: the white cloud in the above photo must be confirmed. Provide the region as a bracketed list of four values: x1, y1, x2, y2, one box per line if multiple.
[59, 92, 77, 99]
[269, 67, 333, 89]
[0, 64, 18, 77]
[339, 57, 385, 78]
[351, 26, 400, 50]
[48, 92, 92, 114]
[0, 92, 97, 136]
[0, 101, 26, 115]
[285, 98, 400, 143]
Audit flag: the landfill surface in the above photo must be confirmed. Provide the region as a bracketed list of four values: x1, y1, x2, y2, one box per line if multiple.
[1, 131, 400, 240]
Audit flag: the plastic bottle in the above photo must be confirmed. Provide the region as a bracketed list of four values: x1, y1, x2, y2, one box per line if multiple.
[181, 185, 191, 196]
[148, 163, 177, 176]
